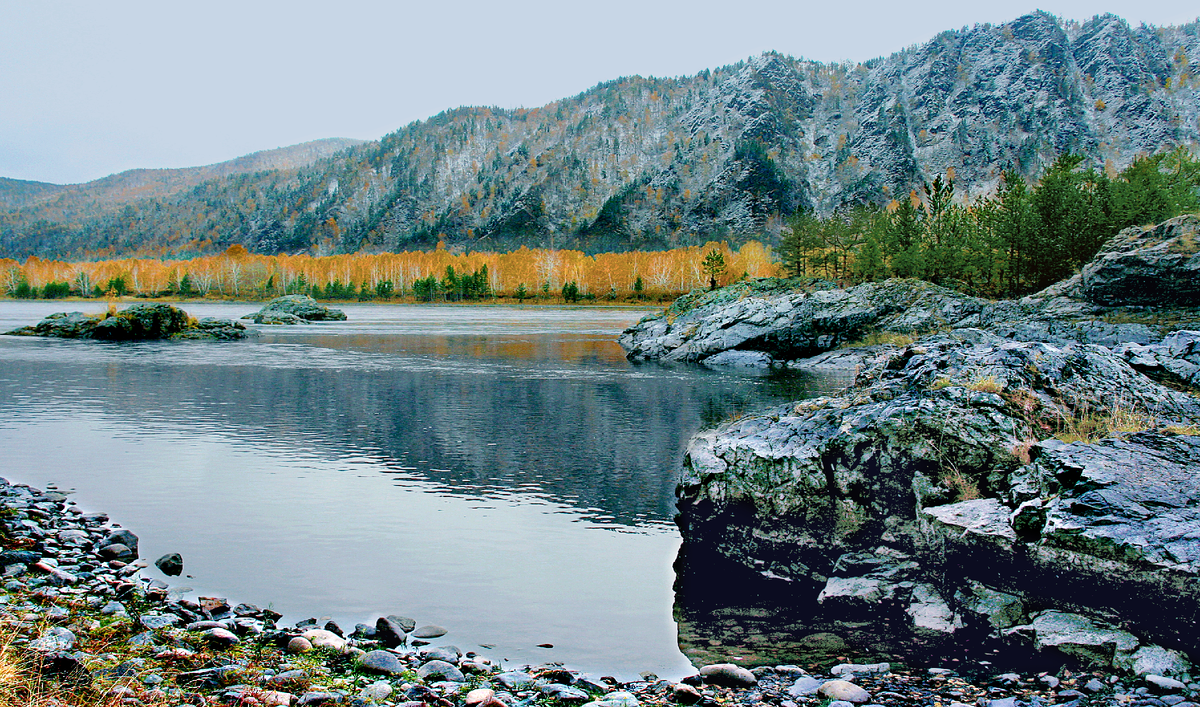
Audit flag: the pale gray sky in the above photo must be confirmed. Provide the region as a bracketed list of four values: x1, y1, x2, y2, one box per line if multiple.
[3, 0, 1197, 185]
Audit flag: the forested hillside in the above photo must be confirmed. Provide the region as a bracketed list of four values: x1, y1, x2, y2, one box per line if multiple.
[2, 12, 1199, 261]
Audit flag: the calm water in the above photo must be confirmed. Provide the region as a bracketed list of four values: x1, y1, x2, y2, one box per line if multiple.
[0, 301, 831, 678]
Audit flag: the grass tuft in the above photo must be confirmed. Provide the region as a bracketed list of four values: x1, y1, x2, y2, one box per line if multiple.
[968, 375, 1003, 394]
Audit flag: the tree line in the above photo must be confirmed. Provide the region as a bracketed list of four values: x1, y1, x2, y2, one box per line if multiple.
[1, 241, 777, 303]
[779, 147, 1200, 296]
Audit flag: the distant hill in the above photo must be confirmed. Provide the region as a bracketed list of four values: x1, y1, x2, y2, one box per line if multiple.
[2, 12, 1198, 261]
[0, 137, 365, 220]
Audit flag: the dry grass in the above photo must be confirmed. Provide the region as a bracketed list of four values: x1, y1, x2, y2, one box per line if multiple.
[1164, 424, 1200, 436]
[847, 331, 915, 348]
[968, 375, 1003, 394]
[0, 621, 172, 707]
[1011, 439, 1035, 465]
[941, 468, 981, 502]
[1054, 399, 1155, 444]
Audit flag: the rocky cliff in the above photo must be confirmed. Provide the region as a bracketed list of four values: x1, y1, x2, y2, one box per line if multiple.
[2, 12, 1198, 259]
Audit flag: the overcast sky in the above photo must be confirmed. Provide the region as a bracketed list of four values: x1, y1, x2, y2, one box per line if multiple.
[3, 1, 1197, 185]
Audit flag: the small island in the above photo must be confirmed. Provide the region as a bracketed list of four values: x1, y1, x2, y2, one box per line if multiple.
[4, 303, 248, 341]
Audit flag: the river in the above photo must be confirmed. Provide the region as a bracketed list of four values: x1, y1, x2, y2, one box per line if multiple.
[0, 301, 834, 679]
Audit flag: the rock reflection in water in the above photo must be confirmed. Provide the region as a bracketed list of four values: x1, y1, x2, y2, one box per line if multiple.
[672, 541, 1082, 678]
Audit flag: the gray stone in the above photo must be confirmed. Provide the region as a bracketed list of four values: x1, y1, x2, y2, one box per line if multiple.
[140, 614, 180, 630]
[789, 676, 824, 697]
[297, 692, 344, 706]
[497, 671, 535, 689]
[818, 680, 872, 703]
[1131, 647, 1193, 678]
[1030, 435, 1200, 574]
[906, 583, 961, 633]
[417, 660, 464, 683]
[300, 628, 345, 651]
[417, 645, 459, 663]
[359, 682, 393, 703]
[56, 529, 89, 546]
[30, 627, 75, 652]
[672, 683, 702, 705]
[98, 529, 139, 557]
[100, 601, 127, 616]
[247, 296, 347, 324]
[154, 553, 183, 576]
[203, 628, 240, 648]
[585, 692, 639, 707]
[411, 624, 447, 639]
[701, 350, 776, 369]
[374, 616, 410, 647]
[1146, 676, 1188, 693]
[1012, 611, 1139, 668]
[699, 663, 757, 687]
[831, 663, 890, 678]
[98, 543, 135, 562]
[357, 650, 405, 676]
[541, 684, 589, 703]
[958, 582, 1025, 630]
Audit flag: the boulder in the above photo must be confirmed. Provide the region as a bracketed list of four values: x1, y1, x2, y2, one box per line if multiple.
[97, 529, 139, 557]
[1009, 611, 1139, 667]
[417, 659, 464, 683]
[1081, 215, 1200, 306]
[245, 295, 347, 324]
[90, 303, 189, 340]
[698, 663, 757, 687]
[620, 278, 985, 363]
[818, 680, 872, 703]
[172, 317, 249, 340]
[357, 650, 405, 676]
[155, 552, 183, 576]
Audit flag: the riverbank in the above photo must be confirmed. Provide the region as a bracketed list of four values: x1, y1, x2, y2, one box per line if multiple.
[4, 477, 1199, 707]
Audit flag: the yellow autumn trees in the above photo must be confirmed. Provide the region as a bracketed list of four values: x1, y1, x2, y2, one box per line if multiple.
[3, 241, 781, 302]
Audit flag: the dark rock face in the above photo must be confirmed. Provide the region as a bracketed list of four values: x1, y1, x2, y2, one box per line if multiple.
[674, 327, 1200, 673]
[4, 304, 248, 341]
[173, 317, 250, 340]
[245, 295, 347, 324]
[1081, 215, 1200, 306]
[1016, 434, 1200, 573]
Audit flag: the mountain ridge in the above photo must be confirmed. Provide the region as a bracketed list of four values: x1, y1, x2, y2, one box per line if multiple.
[2, 11, 1198, 260]
[0, 137, 365, 212]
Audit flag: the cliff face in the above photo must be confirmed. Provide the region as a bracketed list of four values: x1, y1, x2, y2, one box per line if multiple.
[3, 12, 1199, 260]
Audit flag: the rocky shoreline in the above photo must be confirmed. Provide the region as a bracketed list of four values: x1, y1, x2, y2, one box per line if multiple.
[4, 476, 1200, 707]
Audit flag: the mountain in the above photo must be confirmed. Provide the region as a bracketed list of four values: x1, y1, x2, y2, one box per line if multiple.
[0, 137, 365, 240]
[2, 12, 1198, 261]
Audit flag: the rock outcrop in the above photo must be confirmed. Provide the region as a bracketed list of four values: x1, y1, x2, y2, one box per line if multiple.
[1081, 215, 1200, 306]
[622, 218, 1200, 367]
[664, 215, 1200, 676]
[4, 304, 248, 341]
[243, 295, 347, 324]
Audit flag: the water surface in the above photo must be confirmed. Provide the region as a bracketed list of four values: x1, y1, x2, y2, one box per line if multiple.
[0, 301, 831, 677]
